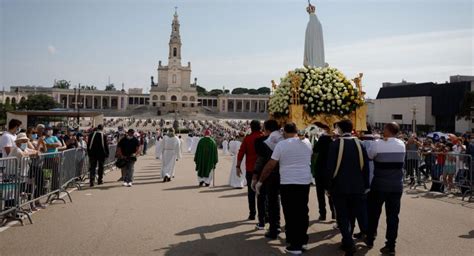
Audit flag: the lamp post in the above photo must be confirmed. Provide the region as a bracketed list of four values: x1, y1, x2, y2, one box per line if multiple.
[411, 105, 417, 135]
[73, 84, 83, 129]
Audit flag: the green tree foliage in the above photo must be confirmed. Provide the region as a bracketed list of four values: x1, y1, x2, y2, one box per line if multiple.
[248, 89, 259, 95]
[231, 87, 248, 95]
[0, 103, 15, 125]
[105, 84, 116, 91]
[17, 94, 61, 110]
[53, 80, 70, 89]
[458, 91, 474, 120]
[257, 87, 271, 95]
[209, 89, 223, 96]
[196, 85, 207, 96]
[80, 85, 97, 90]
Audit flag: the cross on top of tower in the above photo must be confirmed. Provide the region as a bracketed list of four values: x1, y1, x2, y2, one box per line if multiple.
[174, 6, 178, 16]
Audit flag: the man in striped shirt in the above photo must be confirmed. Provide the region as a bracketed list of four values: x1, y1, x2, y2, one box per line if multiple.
[365, 122, 406, 255]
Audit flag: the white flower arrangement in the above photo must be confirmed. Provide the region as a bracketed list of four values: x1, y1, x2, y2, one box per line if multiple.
[269, 66, 365, 117]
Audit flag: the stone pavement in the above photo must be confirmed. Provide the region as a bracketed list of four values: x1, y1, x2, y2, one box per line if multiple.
[1, 147, 473, 256]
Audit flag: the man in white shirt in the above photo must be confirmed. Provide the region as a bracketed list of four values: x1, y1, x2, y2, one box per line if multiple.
[258, 122, 313, 255]
[0, 119, 22, 158]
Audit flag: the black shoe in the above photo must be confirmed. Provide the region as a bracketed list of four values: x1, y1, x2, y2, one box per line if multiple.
[380, 246, 396, 255]
[264, 231, 279, 240]
[205, 183, 210, 187]
[98, 180, 103, 185]
[339, 244, 356, 254]
[248, 215, 256, 221]
[90, 182, 94, 187]
[285, 245, 303, 255]
[353, 232, 366, 240]
[331, 212, 336, 220]
[164, 177, 167, 183]
[364, 238, 374, 248]
[318, 215, 326, 221]
[199, 181, 204, 187]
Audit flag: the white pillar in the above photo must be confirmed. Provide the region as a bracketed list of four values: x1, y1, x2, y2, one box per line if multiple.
[233, 99, 236, 112]
[257, 100, 260, 113]
[108, 96, 112, 108]
[100, 96, 103, 109]
[91, 96, 95, 109]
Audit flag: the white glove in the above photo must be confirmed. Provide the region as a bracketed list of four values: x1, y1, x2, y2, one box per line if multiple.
[250, 179, 257, 191]
[255, 181, 263, 195]
[364, 188, 370, 194]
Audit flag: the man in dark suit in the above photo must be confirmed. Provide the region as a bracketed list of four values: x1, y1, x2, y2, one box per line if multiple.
[87, 124, 109, 187]
[312, 125, 335, 221]
[324, 120, 370, 255]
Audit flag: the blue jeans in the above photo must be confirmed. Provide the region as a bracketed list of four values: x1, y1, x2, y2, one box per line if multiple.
[122, 161, 135, 183]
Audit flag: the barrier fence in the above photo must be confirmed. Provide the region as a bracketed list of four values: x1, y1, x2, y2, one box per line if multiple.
[0, 144, 117, 226]
[404, 150, 473, 201]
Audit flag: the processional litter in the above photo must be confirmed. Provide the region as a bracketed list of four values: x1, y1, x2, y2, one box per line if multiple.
[269, 1, 368, 131]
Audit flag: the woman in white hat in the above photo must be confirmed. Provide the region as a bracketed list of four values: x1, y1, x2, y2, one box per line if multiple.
[8, 133, 38, 159]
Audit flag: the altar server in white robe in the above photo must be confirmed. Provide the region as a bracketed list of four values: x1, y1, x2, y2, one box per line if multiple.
[160, 128, 182, 182]
[222, 139, 229, 155]
[155, 135, 163, 160]
[228, 137, 246, 188]
[186, 134, 193, 153]
[191, 135, 201, 154]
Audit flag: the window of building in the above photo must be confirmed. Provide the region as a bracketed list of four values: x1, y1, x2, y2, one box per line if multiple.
[173, 48, 177, 57]
[392, 114, 403, 120]
[172, 74, 177, 84]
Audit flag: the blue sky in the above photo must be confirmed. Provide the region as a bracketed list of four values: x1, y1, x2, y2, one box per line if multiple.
[1, 0, 473, 98]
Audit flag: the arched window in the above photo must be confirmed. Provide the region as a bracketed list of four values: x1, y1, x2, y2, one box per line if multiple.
[11, 98, 16, 104]
[189, 96, 195, 102]
[171, 95, 177, 101]
[182, 96, 188, 101]
[152, 95, 158, 100]
[173, 47, 177, 57]
[160, 95, 166, 101]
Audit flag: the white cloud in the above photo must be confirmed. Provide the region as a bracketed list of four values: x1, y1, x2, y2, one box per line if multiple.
[193, 29, 474, 97]
[47, 45, 57, 55]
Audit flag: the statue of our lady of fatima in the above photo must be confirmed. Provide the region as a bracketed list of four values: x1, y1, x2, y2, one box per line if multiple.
[304, 1, 325, 68]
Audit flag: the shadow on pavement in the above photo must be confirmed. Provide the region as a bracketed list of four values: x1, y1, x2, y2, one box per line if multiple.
[459, 230, 474, 239]
[199, 186, 237, 193]
[158, 220, 282, 256]
[219, 192, 247, 199]
[163, 185, 201, 191]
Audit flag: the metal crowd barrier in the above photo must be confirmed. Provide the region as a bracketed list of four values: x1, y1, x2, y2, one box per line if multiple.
[404, 150, 473, 201]
[0, 144, 118, 226]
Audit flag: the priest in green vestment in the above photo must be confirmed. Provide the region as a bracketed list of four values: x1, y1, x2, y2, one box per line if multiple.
[194, 130, 218, 186]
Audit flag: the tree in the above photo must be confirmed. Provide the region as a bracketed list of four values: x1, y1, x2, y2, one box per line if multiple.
[248, 89, 259, 95]
[458, 91, 474, 120]
[196, 85, 208, 96]
[17, 94, 61, 110]
[53, 80, 70, 89]
[105, 84, 116, 91]
[231, 87, 248, 95]
[0, 103, 15, 125]
[257, 87, 271, 95]
[209, 89, 223, 96]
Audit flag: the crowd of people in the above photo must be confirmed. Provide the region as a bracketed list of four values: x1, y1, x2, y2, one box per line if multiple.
[3, 116, 473, 255]
[219, 118, 474, 255]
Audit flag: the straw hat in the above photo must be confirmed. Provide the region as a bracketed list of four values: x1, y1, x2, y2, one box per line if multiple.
[15, 133, 29, 142]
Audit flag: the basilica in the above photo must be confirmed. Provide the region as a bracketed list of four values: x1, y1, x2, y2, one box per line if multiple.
[149, 10, 198, 113]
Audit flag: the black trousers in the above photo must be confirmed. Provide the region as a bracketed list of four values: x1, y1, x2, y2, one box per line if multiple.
[315, 181, 334, 217]
[265, 173, 281, 232]
[332, 193, 368, 247]
[246, 172, 257, 217]
[280, 184, 310, 248]
[89, 157, 105, 183]
[367, 191, 402, 248]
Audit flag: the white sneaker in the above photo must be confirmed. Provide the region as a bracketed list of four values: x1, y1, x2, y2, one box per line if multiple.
[122, 182, 128, 186]
[127, 182, 132, 187]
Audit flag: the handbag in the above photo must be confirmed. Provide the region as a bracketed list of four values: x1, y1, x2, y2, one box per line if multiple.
[115, 158, 128, 168]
